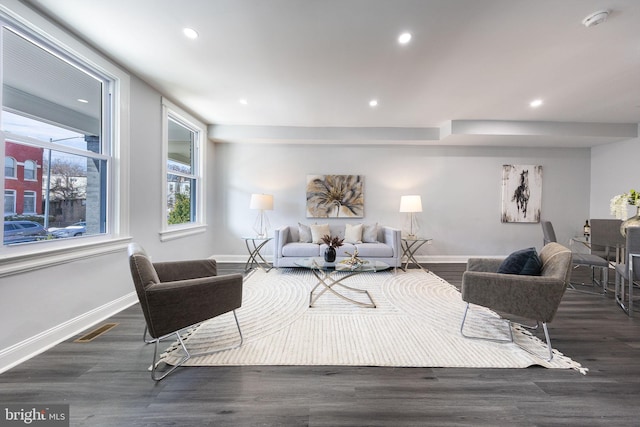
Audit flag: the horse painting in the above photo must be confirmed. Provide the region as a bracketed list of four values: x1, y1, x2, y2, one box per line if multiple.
[501, 165, 542, 223]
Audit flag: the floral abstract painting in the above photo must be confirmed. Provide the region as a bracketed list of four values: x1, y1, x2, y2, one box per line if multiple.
[306, 175, 364, 218]
[501, 165, 542, 223]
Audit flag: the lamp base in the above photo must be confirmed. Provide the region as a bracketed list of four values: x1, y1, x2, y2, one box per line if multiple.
[253, 211, 270, 238]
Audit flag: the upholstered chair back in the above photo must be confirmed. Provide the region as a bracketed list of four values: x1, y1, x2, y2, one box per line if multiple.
[539, 242, 573, 284]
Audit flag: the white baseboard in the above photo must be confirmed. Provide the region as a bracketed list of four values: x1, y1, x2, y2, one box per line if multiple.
[0, 292, 139, 375]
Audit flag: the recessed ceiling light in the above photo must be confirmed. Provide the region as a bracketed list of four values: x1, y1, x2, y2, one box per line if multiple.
[76, 98, 88, 103]
[239, 98, 248, 105]
[369, 99, 378, 107]
[530, 99, 543, 108]
[183, 28, 199, 39]
[398, 32, 412, 45]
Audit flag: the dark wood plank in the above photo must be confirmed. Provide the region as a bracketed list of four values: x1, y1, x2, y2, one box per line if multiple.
[1, 263, 639, 426]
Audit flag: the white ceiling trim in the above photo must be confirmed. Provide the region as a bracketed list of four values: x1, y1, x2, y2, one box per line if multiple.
[209, 120, 638, 147]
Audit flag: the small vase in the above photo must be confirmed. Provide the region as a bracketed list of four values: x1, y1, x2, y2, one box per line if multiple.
[621, 206, 640, 237]
[324, 246, 336, 262]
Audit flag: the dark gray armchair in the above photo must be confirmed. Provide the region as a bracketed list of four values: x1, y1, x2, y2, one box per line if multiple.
[460, 242, 572, 361]
[128, 243, 243, 380]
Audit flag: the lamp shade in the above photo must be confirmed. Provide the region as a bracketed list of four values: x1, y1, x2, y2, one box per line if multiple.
[250, 193, 274, 210]
[399, 195, 422, 213]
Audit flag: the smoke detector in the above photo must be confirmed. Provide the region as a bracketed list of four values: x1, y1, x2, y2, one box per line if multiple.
[582, 9, 610, 27]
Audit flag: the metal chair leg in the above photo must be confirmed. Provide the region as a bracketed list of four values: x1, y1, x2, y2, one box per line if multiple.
[149, 310, 244, 381]
[542, 322, 554, 362]
[460, 303, 513, 344]
[460, 303, 555, 362]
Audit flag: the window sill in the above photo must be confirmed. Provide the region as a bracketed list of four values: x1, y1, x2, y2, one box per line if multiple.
[0, 236, 132, 278]
[159, 224, 207, 242]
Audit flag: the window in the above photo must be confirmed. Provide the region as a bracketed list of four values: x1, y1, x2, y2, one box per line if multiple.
[4, 190, 16, 214]
[0, 2, 130, 274]
[4, 157, 16, 178]
[1, 26, 108, 245]
[160, 98, 206, 241]
[23, 160, 36, 180]
[23, 190, 36, 213]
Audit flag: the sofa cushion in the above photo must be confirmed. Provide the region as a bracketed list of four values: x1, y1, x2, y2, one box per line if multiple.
[363, 223, 378, 243]
[344, 223, 363, 244]
[497, 247, 542, 275]
[310, 223, 330, 244]
[298, 222, 312, 243]
[354, 242, 394, 258]
[282, 242, 321, 257]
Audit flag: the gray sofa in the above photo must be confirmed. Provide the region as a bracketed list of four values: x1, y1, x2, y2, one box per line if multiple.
[273, 223, 401, 268]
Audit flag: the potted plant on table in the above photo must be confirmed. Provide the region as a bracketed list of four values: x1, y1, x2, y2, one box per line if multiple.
[321, 234, 344, 262]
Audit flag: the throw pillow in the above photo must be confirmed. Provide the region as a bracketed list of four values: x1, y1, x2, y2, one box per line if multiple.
[310, 223, 330, 244]
[298, 222, 312, 243]
[497, 247, 543, 275]
[344, 223, 363, 244]
[362, 223, 378, 243]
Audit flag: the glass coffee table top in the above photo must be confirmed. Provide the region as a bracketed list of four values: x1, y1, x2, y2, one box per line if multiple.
[294, 257, 390, 272]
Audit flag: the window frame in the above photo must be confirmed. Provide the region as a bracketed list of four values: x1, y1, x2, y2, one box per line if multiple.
[23, 159, 36, 181]
[22, 189, 35, 213]
[4, 156, 16, 178]
[4, 189, 16, 214]
[159, 97, 206, 241]
[0, 1, 130, 277]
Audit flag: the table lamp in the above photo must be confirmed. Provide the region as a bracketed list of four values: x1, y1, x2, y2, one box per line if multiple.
[400, 195, 422, 239]
[250, 193, 274, 238]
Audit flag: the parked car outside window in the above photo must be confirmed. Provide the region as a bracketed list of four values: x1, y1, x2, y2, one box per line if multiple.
[3, 220, 48, 244]
[49, 221, 86, 238]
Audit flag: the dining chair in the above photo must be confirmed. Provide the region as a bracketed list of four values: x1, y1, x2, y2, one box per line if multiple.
[541, 220, 609, 294]
[590, 219, 624, 263]
[614, 227, 640, 316]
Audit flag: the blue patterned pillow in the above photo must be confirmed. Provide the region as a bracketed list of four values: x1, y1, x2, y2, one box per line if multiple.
[497, 247, 542, 275]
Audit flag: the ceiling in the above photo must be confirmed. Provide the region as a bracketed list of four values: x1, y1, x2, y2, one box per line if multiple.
[25, 0, 640, 147]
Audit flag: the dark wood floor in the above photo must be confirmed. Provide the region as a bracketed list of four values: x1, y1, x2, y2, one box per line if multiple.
[1, 263, 639, 426]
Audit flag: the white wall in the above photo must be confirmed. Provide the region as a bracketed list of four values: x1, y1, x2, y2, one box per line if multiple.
[210, 143, 592, 260]
[590, 129, 640, 218]
[0, 76, 219, 371]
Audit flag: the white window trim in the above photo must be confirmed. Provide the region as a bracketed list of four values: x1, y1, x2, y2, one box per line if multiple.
[23, 159, 37, 181]
[0, 1, 131, 276]
[159, 97, 206, 242]
[4, 189, 16, 214]
[22, 190, 36, 213]
[4, 156, 16, 178]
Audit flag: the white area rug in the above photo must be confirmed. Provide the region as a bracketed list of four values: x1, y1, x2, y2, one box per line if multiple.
[160, 269, 585, 372]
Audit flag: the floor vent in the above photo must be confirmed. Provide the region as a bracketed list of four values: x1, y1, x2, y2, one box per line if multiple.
[74, 323, 119, 343]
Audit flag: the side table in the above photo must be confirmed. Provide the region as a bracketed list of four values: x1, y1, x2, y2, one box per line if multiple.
[401, 237, 432, 271]
[241, 236, 273, 273]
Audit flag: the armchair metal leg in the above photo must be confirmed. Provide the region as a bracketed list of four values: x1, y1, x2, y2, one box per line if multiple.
[149, 310, 244, 381]
[460, 303, 514, 344]
[542, 322, 553, 362]
[143, 325, 154, 344]
[460, 303, 555, 362]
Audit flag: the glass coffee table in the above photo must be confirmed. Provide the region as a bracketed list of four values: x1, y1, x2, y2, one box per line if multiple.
[295, 257, 390, 308]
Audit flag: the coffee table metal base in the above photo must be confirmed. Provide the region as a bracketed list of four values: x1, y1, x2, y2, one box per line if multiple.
[308, 268, 376, 308]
